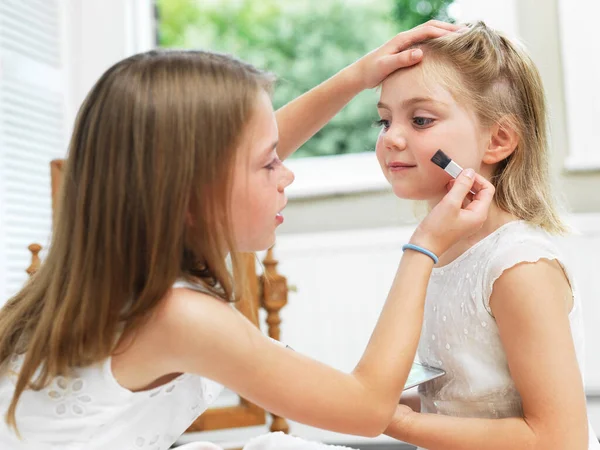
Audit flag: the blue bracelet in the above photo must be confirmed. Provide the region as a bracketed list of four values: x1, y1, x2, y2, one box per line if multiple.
[402, 243, 439, 264]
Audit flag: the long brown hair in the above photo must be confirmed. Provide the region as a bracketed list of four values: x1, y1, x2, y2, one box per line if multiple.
[418, 21, 566, 233]
[0, 49, 274, 429]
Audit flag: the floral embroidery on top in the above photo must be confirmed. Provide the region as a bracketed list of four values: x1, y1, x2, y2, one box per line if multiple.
[130, 432, 162, 450]
[46, 376, 93, 416]
[148, 373, 190, 398]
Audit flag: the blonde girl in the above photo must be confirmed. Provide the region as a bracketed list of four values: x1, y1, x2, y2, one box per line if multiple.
[377, 21, 599, 450]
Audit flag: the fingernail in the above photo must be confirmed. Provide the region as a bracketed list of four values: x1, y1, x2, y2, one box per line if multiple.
[411, 49, 423, 60]
[456, 26, 469, 33]
[463, 168, 475, 179]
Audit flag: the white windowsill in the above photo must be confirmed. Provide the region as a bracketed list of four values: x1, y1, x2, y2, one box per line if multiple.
[284, 152, 390, 200]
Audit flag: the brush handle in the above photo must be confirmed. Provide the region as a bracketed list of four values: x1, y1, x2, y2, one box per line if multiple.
[445, 161, 477, 195]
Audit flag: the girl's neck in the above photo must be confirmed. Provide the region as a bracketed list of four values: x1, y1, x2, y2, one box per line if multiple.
[431, 199, 519, 267]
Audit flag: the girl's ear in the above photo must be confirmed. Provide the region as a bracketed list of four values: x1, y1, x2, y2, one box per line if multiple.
[482, 119, 519, 164]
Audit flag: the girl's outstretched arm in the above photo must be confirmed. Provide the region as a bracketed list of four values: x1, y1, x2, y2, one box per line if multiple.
[275, 21, 463, 160]
[154, 172, 493, 437]
[385, 258, 589, 450]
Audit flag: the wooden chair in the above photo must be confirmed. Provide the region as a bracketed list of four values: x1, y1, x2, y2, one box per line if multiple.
[27, 159, 290, 436]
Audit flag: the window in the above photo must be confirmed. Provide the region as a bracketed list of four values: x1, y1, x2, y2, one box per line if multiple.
[0, 0, 155, 303]
[156, 0, 454, 161]
[0, 0, 68, 302]
[156, 0, 457, 197]
[557, 0, 600, 172]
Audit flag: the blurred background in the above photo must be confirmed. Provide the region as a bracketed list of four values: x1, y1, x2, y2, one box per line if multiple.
[0, 0, 598, 448]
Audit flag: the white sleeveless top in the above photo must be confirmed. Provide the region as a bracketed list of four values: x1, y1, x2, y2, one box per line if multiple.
[416, 220, 599, 449]
[0, 280, 224, 450]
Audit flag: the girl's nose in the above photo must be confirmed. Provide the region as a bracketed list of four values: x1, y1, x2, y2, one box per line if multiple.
[383, 126, 408, 152]
[278, 164, 295, 192]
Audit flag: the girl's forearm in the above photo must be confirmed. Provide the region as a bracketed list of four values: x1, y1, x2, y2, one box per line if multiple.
[387, 412, 540, 450]
[351, 251, 433, 425]
[275, 65, 362, 160]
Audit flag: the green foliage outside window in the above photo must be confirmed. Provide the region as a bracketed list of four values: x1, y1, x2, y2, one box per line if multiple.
[156, 0, 454, 158]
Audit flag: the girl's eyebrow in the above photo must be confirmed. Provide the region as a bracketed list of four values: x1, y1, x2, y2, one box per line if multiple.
[261, 140, 279, 159]
[377, 97, 449, 110]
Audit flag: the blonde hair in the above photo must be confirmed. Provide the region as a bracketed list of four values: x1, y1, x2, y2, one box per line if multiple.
[0, 49, 274, 430]
[418, 21, 566, 234]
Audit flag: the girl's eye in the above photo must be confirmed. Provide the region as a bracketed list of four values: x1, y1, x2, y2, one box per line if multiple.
[265, 156, 282, 171]
[413, 117, 435, 128]
[374, 119, 390, 131]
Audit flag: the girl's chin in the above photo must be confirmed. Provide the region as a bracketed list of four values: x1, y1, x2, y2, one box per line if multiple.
[240, 236, 276, 254]
[391, 185, 443, 201]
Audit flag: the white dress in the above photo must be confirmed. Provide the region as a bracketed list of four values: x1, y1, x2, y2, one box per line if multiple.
[416, 220, 599, 449]
[0, 280, 354, 450]
[0, 353, 224, 449]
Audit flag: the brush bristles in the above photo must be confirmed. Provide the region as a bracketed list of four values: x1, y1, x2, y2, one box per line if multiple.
[430, 149, 451, 170]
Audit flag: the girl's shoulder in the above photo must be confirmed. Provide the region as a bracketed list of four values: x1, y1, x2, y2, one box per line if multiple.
[479, 220, 573, 314]
[158, 280, 237, 337]
[111, 281, 234, 391]
[483, 220, 558, 252]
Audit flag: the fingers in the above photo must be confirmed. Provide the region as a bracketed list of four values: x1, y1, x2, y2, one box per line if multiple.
[442, 168, 477, 206]
[389, 22, 462, 52]
[379, 48, 423, 74]
[465, 174, 495, 214]
[416, 20, 463, 32]
[374, 21, 466, 82]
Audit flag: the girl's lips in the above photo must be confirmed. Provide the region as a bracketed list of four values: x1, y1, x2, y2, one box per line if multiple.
[388, 161, 417, 168]
[276, 200, 287, 225]
[388, 162, 417, 172]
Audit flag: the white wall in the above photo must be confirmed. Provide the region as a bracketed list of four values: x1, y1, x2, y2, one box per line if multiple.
[62, 0, 155, 130]
[557, 0, 600, 171]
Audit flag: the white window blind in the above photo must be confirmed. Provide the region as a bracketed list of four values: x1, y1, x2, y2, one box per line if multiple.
[0, 0, 67, 303]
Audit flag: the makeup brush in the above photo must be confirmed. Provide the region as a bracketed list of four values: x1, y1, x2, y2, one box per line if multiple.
[430, 149, 476, 195]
